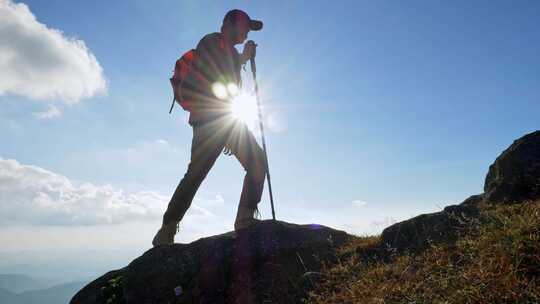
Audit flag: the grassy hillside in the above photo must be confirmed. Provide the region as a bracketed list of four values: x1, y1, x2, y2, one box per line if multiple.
[308, 200, 540, 303]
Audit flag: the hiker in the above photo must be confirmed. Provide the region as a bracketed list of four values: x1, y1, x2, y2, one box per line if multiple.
[153, 9, 266, 246]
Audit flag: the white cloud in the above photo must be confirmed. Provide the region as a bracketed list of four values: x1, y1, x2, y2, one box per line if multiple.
[0, 157, 216, 226]
[215, 194, 225, 204]
[351, 200, 367, 207]
[32, 104, 62, 119]
[0, 0, 107, 103]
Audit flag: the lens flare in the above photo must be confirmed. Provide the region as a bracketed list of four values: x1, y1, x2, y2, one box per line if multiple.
[227, 83, 239, 96]
[211, 82, 228, 99]
[231, 92, 258, 130]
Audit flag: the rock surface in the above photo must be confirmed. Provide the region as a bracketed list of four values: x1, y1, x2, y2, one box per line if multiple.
[381, 204, 479, 253]
[71, 220, 350, 304]
[484, 130, 540, 204]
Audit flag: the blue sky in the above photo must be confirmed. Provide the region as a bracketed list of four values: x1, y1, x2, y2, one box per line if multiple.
[1, 0, 539, 281]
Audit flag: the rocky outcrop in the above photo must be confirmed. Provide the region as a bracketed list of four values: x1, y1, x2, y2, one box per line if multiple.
[382, 130, 540, 252]
[460, 193, 484, 206]
[381, 204, 479, 253]
[484, 130, 540, 204]
[71, 220, 350, 304]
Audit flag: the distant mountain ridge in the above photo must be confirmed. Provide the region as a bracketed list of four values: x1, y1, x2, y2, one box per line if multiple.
[0, 287, 19, 303]
[0, 280, 88, 304]
[0, 273, 52, 293]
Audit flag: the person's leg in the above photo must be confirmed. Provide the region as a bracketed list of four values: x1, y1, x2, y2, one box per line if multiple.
[164, 120, 231, 224]
[228, 124, 267, 230]
[153, 119, 229, 246]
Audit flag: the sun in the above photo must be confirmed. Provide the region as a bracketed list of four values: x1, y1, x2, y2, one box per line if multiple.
[211, 82, 260, 130]
[230, 92, 259, 130]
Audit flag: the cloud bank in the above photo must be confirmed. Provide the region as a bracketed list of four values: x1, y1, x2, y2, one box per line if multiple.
[0, 157, 179, 226]
[0, 0, 107, 103]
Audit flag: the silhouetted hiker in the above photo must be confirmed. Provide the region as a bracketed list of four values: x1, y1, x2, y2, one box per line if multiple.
[153, 10, 266, 246]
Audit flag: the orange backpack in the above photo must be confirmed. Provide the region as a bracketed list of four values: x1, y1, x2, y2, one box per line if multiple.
[169, 49, 197, 113]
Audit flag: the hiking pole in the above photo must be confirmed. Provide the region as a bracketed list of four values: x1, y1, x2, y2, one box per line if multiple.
[250, 57, 276, 221]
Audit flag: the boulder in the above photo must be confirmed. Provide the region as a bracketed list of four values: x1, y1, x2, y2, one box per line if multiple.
[71, 220, 351, 304]
[460, 193, 484, 206]
[484, 130, 540, 204]
[381, 204, 479, 253]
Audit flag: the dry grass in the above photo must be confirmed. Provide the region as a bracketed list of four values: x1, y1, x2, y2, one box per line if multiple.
[308, 200, 540, 304]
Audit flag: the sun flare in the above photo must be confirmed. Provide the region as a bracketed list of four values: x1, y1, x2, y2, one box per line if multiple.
[211, 82, 260, 130]
[231, 92, 259, 130]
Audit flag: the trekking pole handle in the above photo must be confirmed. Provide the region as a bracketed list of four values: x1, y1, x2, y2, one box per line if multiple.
[245, 40, 257, 65]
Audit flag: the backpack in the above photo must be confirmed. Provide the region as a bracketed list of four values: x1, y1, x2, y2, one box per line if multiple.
[169, 49, 197, 113]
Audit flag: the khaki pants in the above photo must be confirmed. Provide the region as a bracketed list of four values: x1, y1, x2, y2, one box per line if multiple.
[162, 115, 267, 226]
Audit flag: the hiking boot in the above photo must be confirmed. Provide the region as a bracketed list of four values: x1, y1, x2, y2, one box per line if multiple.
[234, 205, 261, 231]
[152, 222, 177, 247]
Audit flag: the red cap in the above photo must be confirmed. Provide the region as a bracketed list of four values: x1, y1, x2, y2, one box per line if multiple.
[223, 9, 263, 31]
